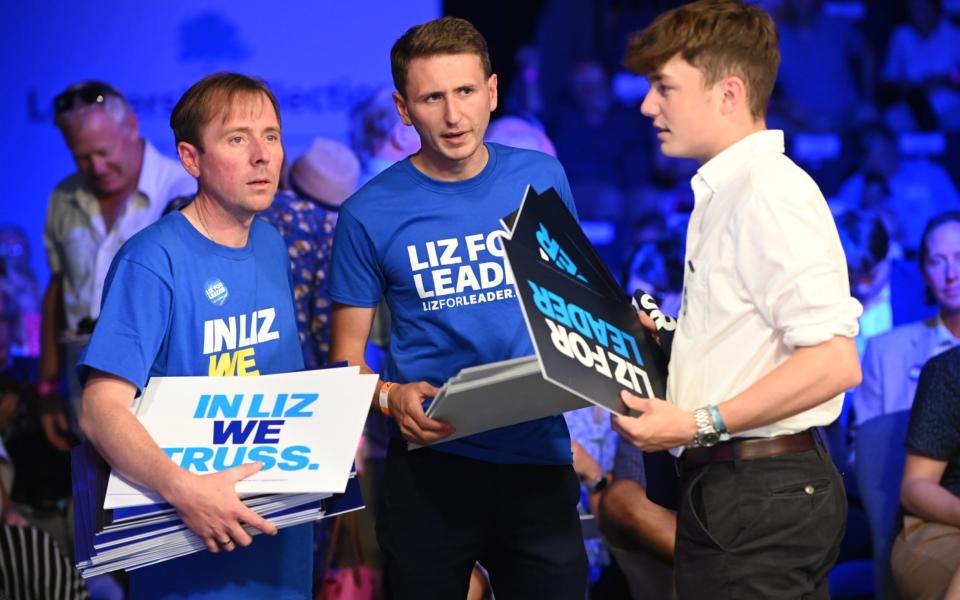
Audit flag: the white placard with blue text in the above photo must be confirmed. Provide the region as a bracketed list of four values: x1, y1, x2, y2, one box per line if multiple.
[104, 367, 376, 509]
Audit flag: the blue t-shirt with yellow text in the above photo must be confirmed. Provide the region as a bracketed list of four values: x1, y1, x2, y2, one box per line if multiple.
[79, 210, 310, 600]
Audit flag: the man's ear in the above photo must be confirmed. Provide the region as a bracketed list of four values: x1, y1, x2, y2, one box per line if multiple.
[392, 91, 413, 127]
[719, 75, 748, 117]
[487, 73, 499, 113]
[124, 112, 140, 139]
[178, 141, 201, 178]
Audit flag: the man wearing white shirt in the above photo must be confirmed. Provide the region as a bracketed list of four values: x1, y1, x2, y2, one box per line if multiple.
[613, 1, 863, 597]
[39, 81, 195, 451]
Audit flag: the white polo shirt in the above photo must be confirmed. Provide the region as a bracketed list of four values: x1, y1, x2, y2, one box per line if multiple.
[43, 140, 196, 331]
[667, 130, 862, 439]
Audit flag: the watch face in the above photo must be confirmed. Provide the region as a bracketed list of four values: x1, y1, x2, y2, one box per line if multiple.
[593, 476, 608, 493]
[699, 431, 720, 447]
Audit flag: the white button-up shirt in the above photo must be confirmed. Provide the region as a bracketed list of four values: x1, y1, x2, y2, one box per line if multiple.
[667, 130, 862, 439]
[43, 140, 196, 330]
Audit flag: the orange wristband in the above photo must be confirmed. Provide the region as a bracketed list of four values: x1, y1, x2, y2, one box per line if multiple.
[378, 382, 394, 416]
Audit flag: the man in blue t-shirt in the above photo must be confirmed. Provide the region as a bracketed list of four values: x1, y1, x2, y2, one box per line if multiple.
[77, 74, 311, 599]
[329, 17, 587, 599]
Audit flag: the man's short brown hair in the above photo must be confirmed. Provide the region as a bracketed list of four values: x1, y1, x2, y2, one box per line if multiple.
[390, 16, 492, 97]
[170, 73, 281, 152]
[623, 0, 779, 119]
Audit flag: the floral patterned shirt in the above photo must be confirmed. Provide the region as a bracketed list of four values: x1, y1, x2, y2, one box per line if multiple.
[258, 194, 336, 369]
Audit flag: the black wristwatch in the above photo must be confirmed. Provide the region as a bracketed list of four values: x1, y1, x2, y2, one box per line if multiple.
[587, 473, 609, 494]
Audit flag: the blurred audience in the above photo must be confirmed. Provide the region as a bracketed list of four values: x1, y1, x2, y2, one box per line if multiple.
[834, 124, 960, 255]
[622, 233, 685, 318]
[774, 0, 876, 132]
[0, 225, 41, 358]
[546, 59, 650, 221]
[0, 379, 90, 599]
[631, 149, 697, 220]
[349, 88, 421, 187]
[25, 3, 960, 597]
[836, 208, 894, 353]
[853, 211, 960, 433]
[881, 0, 960, 131]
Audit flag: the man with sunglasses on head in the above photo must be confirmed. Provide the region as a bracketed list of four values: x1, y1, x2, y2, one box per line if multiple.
[39, 81, 195, 453]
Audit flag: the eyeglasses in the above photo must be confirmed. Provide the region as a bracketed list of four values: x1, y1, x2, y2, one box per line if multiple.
[53, 82, 122, 114]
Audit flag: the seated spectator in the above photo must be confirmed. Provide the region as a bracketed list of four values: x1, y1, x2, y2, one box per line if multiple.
[835, 124, 960, 255]
[773, 0, 875, 132]
[836, 208, 894, 353]
[853, 211, 960, 431]
[829, 210, 893, 479]
[860, 172, 907, 252]
[881, 0, 960, 131]
[598, 441, 677, 600]
[890, 345, 960, 598]
[564, 406, 617, 584]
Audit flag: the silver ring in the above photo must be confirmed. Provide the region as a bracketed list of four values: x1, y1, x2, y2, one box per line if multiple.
[217, 538, 233, 547]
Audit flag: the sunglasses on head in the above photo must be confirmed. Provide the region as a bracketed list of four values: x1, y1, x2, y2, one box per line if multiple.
[53, 82, 122, 114]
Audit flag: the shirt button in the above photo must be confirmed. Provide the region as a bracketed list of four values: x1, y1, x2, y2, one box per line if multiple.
[804, 485, 815, 495]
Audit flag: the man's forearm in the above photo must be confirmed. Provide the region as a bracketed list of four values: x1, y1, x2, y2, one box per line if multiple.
[599, 480, 676, 562]
[717, 335, 861, 435]
[79, 378, 189, 502]
[329, 304, 380, 410]
[39, 274, 63, 382]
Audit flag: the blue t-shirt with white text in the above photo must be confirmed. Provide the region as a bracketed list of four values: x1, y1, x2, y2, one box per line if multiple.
[328, 142, 577, 465]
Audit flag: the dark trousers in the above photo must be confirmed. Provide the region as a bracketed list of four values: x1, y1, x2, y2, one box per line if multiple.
[675, 444, 847, 599]
[376, 439, 588, 600]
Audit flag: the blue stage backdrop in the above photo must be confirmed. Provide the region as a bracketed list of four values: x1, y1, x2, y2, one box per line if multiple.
[3, 0, 440, 286]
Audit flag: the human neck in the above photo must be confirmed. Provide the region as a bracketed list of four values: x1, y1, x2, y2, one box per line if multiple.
[410, 144, 489, 182]
[185, 192, 253, 248]
[699, 119, 767, 165]
[942, 309, 960, 338]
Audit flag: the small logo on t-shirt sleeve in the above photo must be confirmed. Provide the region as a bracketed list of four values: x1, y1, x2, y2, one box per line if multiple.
[204, 277, 230, 306]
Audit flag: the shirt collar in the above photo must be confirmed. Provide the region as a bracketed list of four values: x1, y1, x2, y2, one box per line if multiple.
[70, 139, 155, 213]
[135, 140, 168, 208]
[933, 313, 960, 350]
[694, 130, 785, 195]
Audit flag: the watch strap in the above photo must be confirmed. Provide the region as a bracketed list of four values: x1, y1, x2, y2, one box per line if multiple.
[587, 473, 609, 494]
[707, 404, 730, 441]
[694, 407, 719, 447]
